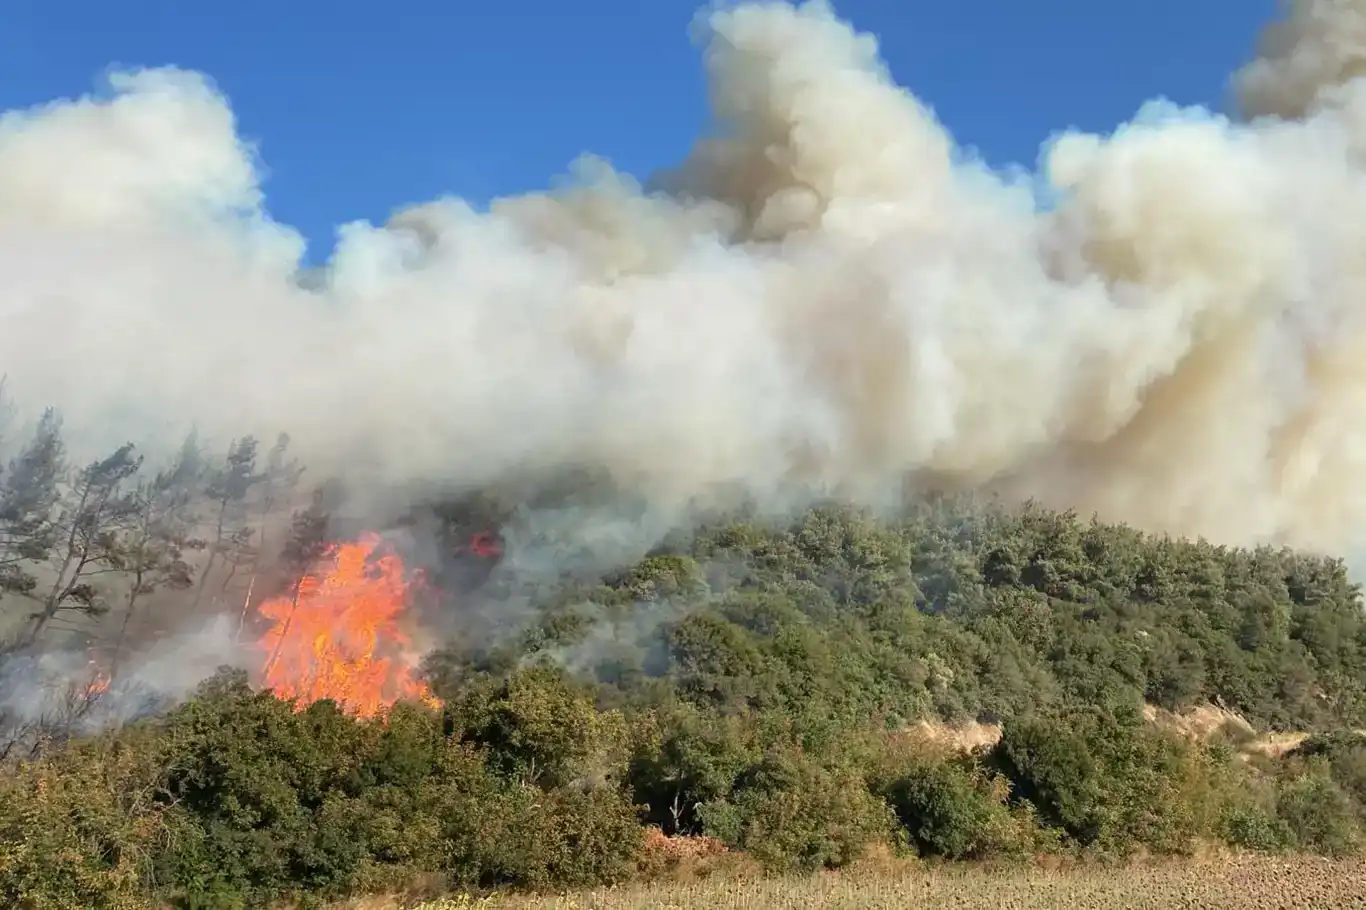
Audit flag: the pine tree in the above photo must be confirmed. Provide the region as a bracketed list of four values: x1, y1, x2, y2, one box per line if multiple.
[220, 434, 304, 599]
[107, 437, 206, 678]
[19, 443, 143, 647]
[0, 409, 66, 601]
[191, 436, 262, 613]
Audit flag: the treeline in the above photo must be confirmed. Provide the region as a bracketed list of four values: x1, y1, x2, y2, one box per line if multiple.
[0, 400, 321, 761]
[485, 501, 1366, 733]
[0, 406, 306, 654]
[5, 498, 1366, 908]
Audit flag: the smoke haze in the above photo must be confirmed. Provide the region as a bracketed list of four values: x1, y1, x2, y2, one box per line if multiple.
[3, 0, 1366, 561]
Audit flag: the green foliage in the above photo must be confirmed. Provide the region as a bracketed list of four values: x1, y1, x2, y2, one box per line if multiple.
[1219, 801, 1292, 853]
[990, 706, 1212, 853]
[452, 666, 626, 789]
[0, 408, 66, 598]
[151, 671, 380, 905]
[1274, 762, 1361, 857]
[491, 500, 1366, 738]
[0, 668, 643, 909]
[1287, 731, 1366, 810]
[9, 498, 1366, 904]
[873, 747, 1032, 860]
[608, 555, 707, 603]
[696, 747, 897, 871]
[0, 736, 162, 910]
[420, 741, 642, 891]
[627, 702, 760, 835]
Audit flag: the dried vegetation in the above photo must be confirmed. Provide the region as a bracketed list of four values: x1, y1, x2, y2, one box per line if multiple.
[384, 854, 1366, 910]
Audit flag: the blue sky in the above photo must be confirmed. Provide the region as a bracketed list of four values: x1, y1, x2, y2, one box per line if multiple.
[0, 0, 1277, 262]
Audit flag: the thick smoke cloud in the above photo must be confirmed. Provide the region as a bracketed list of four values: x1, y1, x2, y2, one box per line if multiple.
[2, 0, 1366, 561]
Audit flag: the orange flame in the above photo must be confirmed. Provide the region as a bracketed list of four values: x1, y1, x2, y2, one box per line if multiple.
[255, 533, 438, 718]
[85, 659, 110, 697]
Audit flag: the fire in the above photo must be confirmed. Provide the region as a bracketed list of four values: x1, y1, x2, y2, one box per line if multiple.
[255, 532, 438, 718]
[467, 530, 503, 559]
[87, 668, 110, 697]
[83, 652, 110, 697]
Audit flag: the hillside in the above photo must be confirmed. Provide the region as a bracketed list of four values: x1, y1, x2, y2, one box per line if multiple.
[439, 496, 1366, 735]
[6, 498, 1366, 908]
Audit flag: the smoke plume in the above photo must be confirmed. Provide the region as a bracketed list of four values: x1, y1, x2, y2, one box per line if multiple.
[3, 0, 1366, 561]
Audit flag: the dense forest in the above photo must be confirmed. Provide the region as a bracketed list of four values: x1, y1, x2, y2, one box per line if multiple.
[3, 403, 1366, 909]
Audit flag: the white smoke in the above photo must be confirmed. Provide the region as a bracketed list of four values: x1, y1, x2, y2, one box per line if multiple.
[0, 614, 246, 738]
[2, 0, 1366, 559]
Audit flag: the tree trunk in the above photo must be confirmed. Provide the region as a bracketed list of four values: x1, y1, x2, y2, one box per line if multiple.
[261, 577, 304, 681]
[21, 483, 92, 646]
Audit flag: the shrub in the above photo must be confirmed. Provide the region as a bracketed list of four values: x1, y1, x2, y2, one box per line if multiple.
[1288, 731, 1366, 812]
[696, 748, 897, 872]
[0, 737, 163, 910]
[1275, 762, 1361, 857]
[1219, 802, 1292, 852]
[990, 706, 1210, 854]
[626, 703, 759, 835]
[877, 753, 1031, 860]
[453, 666, 627, 790]
[424, 738, 643, 890]
[151, 673, 382, 906]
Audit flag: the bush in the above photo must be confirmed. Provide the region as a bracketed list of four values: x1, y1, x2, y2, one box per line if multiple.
[1275, 762, 1361, 857]
[1219, 802, 1292, 853]
[1288, 731, 1366, 812]
[151, 673, 381, 906]
[696, 748, 897, 872]
[0, 738, 162, 910]
[142, 669, 643, 905]
[990, 706, 1211, 854]
[626, 703, 759, 835]
[428, 741, 643, 889]
[452, 666, 626, 790]
[877, 752, 1032, 860]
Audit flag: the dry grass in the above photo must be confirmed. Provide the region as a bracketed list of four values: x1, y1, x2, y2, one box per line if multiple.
[842, 703, 1364, 771]
[1138, 703, 1366, 761]
[905, 717, 1003, 753]
[329, 854, 1366, 910]
[898, 703, 1333, 761]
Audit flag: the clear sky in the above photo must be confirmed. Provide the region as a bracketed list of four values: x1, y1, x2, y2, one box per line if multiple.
[0, 0, 1278, 262]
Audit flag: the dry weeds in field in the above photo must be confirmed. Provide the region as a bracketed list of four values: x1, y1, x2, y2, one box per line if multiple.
[384, 855, 1366, 910]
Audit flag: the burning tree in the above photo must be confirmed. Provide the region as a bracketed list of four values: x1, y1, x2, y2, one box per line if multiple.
[0, 401, 466, 735]
[253, 485, 437, 718]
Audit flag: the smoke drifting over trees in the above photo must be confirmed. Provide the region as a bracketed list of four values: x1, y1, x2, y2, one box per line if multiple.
[12, 4, 1366, 905]
[0, 0, 1362, 707]
[0, 0, 1363, 562]
[0, 412, 307, 748]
